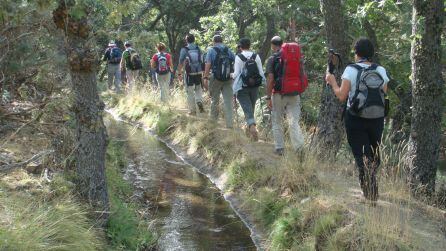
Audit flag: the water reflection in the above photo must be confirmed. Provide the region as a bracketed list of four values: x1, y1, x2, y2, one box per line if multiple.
[106, 117, 256, 251]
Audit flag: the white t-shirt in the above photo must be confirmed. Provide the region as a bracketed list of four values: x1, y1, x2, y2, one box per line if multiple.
[342, 63, 389, 108]
[233, 50, 265, 80]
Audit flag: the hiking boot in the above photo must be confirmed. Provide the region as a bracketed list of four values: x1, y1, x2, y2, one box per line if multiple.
[274, 148, 284, 156]
[249, 124, 259, 142]
[197, 102, 205, 113]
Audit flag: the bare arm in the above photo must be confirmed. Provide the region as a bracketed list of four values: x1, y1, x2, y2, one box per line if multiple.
[266, 73, 274, 97]
[120, 56, 125, 70]
[266, 73, 274, 109]
[169, 57, 174, 72]
[326, 74, 350, 102]
[202, 62, 212, 91]
[204, 62, 211, 78]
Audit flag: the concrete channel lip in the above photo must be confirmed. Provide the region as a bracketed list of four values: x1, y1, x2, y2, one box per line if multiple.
[106, 109, 265, 251]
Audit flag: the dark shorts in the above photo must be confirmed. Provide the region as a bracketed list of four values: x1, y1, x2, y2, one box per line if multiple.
[185, 74, 202, 86]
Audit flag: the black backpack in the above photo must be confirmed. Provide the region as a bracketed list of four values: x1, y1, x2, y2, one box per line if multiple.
[238, 53, 262, 88]
[212, 46, 232, 81]
[348, 64, 385, 119]
[126, 49, 142, 70]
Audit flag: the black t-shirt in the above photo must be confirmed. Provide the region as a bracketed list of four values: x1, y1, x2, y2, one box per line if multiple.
[265, 54, 276, 75]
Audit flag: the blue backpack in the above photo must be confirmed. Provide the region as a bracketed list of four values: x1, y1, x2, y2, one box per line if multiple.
[109, 47, 122, 64]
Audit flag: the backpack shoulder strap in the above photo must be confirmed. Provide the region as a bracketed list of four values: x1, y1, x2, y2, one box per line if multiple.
[369, 63, 379, 70]
[251, 53, 257, 60]
[213, 46, 221, 54]
[349, 63, 365, 90]
[238, 54, 247, 62]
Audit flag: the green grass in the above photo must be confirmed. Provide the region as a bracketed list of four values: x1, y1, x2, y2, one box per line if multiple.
[252, 188, 287, 228]
[269, 207, 304, 250]
[0, 172, 103, 251]
[106, 140, 156, 250]
[313, 208, 346, 250]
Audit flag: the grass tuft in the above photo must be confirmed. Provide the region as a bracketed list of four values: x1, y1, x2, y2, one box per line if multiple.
[0, 171, 103, 251]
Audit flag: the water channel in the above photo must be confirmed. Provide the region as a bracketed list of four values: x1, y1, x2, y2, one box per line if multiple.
[105, 116, 256, 251]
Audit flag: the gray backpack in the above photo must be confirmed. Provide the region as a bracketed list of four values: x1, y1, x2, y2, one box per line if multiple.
[184, 46, 203, 75]
[348, 64, 385, 119]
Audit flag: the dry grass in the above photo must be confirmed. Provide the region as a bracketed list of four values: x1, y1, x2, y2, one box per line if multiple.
[0, 171, 103, 251]
[108, 84, 446, 251]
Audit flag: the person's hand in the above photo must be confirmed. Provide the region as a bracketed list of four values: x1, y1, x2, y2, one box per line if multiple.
[267, 99, 272, 110]
[325, 73, 336, 86]
[203, 78, 209, 92]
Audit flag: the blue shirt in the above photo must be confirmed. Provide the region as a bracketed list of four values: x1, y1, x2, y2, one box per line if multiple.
[179, 43, 201, 64]
[205, 43, 235, 66]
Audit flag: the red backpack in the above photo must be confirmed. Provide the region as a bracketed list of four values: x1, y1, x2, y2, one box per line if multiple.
[273, 43, 308, 95]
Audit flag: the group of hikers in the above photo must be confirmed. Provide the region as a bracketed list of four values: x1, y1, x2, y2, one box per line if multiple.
[103, 34, 389, 202]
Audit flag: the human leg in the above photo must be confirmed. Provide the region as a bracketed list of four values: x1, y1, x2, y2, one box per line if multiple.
[285, 95, 304, 151]
[221, 81, 234, 128]
[272, 94, 285, 151]
[345, 113, 372, 199]
[209, 78, 222, 121]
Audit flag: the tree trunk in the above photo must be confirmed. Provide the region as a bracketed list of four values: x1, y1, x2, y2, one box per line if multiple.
[258, 15, 276, 64]
[53, 0, 109, 224]
[314, 0, 351, 158]
[288, 18, 296, 42]
[362, 19, 380, 64]
[408, 0, 444, 196]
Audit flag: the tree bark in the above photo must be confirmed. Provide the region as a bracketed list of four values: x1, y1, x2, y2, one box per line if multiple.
[53, 0, 109, 224]
[408, 0, 444, 196]
[258, 15, 276, 63]
[314, 0, 351, 158]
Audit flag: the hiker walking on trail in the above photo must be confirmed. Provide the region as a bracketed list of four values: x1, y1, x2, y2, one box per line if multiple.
[121, 41, 142, 92]
[103, 41, 122, 92]
[203, 35, 236, 128]
[177, 34, 205, 115]
[233, 38, 265, 141]
[266, 36, 308, 156]
[326, 38, 389, 202]
[151, 42, 173, 103]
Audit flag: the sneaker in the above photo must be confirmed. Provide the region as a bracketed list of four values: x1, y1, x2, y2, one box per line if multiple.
[274, 148, 284, 156]
[197, 102, 205, 113]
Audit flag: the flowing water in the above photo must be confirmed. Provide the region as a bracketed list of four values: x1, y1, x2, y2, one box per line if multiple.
[106, 117, 256, 251]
